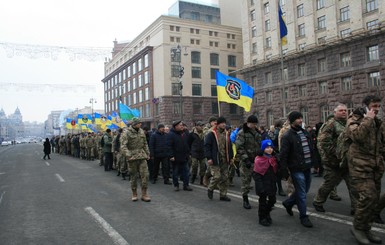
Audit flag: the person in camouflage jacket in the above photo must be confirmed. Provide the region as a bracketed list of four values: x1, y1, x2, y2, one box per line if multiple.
[120, 118, 151, 202]
[347, 95, 384, 245]
[313, 104, 356, 214]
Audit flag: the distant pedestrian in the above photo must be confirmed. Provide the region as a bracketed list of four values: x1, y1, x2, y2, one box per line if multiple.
[102, 129, 113, 171]
[43, 138, 51, 160]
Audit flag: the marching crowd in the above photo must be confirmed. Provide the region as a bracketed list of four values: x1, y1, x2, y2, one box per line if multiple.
[46, 94, 385, 244]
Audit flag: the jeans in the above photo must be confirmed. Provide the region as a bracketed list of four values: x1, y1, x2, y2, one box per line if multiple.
[284, 169, 311, 219]
[172, 160, 189, 187]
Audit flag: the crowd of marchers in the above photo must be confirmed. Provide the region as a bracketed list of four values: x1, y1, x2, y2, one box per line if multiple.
[44, 95, 385, 244]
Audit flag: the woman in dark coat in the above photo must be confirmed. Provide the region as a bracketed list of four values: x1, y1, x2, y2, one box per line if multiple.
[43, 138, 51, 160]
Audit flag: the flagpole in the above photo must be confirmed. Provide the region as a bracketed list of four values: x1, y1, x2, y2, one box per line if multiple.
[217, 101, 221, 117]
[278, 2, 287, 117]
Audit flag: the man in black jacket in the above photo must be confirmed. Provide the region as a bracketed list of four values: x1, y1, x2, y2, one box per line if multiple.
[188, 121, 206, 185]
[168, 120, 192, 191]
[149, 124, 172, 185]
[280, 111, 314, 228]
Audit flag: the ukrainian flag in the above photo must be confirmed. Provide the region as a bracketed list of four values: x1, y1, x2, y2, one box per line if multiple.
[279, 4, 288, 46]
[66, 118, 77, 129]
[94, 112, 101, 125]
[216, 71, 254, 112]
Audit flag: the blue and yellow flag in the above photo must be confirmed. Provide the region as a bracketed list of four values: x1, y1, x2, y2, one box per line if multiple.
[77, 114, 92, 125]
[66, 118, 77, 129]
[216, 71, 254, 112]
[111, 111, 126, 128]
[119, 103, 140, 120]
[279, 4, 288, 46]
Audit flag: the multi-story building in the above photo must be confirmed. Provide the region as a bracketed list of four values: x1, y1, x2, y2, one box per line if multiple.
[102, 0, 244, 128]
[240, 0, 384, 127]
[0, 107, 25, 140]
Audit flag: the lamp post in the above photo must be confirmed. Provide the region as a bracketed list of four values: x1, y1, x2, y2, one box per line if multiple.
[171, 45, 187, 121]
[89, 98, 97, 122]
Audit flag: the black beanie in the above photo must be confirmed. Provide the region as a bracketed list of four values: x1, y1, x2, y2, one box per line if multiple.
[289, 111, 303, 124]
[247, 115, 258, 124]
[217, 116, 226, 125]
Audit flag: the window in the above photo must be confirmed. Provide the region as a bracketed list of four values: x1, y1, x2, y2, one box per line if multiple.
[300, 107, 309, 126]
[251, 0, 255, 6]
[320, 105, 330, 122]
[318, 58, 326, 72]
[138, 58, 143, 71]
[191, 12, 200, 20]
[367, 45, 379, 61]
[212, 102, 219, 114]
[299, 84, 307, 97]
[138, 90, 143, 103]
[132, 77, 137, 90]
[267, 111, 274, 127]
[205, 15, 213, 23]
[171, 50, 181, 62]
[176, 26, 180, 32]
[318, 16, 326, 29]
[367, 19, 379, 30]
[341, 76, 352, 91]
[252, 76, 257, 87]
[298, 63, 306, 76]
[191, 51, 201, 64]
[252, 42, 257, 53]
[283, 88, 289, 100]
[298, 23, 305, 36]
[192, 84, 202, 96]
[144, 71, 149, 84]
[251, 10, 256, 21]
[211, 68, 219, 79]
[210, 53, 219, 66]
[264, 2, 270, 14]
[211, 85, 217, 96]
[138, 74, 143, 87]
[346, 102, 354, 115]
[340, 28, 351, 37]
[279, 0, 286, 6]
[192, 67, 201, 78]
[144, 54, 149, 67]
[172, 83, 180, 95]
[266, 91, 272, 102]
[340, 6, 349, 22]
[127, 66, 131, 77]
[193, 103, 202, 114]
[280, 67, 288, 80]
[133, 92, 137, 104]
[265, 72, 272, 84]
[228, 55, 236, 67]
[319, 81, 328, 94]
[170, 25, 174, 31]
[171, 65, 180, 77]
[230, 104, 238, 114]
[145, 87, 149, 100]
[173, 102, 181, 114]
[316, 0, 325, 10]
[368, 71, 381, 87]
[366, 0, 378, 12]
[340, 52, 351, 67]
[191, 39, 195, 45]
[266, 37, 272, 48]
[133, 62, 137, 74]
[265, 20, 270, 31]
[252, 26, 257, 37]
[127, 94, 131, 106]
[297, 4, 304, 17]
[127, 80, 131, 92]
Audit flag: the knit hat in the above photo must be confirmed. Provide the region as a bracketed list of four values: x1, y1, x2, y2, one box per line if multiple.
[157, 124, 165, 129]
[261, 139, 274, 152]
[216, 116, 226, 125]
[208, 116, 217, 123]
[131, 117, 141, 126]
[247, 115, 259, 124]
[288, 111, 303, 124]
[172, 120, 183, 128]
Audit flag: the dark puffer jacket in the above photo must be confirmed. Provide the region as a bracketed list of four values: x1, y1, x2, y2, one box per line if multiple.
[149, 131, 170, 158]
[188, 128, 205, 160]
[167, 128, 190, 162]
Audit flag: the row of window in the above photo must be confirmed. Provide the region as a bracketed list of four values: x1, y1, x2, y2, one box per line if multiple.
[105, 71, 150, 92]
[171, 102, 238, 115]
[170, 36, 237, 49]
[170, 25, 237, 39]
[105, 87, 151, 105]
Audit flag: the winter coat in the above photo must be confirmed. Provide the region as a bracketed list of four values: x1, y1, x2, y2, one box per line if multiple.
[204, 127, 233, 166]
[120, 126, 150, 160]
[235, 123, 262, 164]
[346, 108, 385, 178]
[43, 140, 51, 154]
[253, 155, 277, 195]
[188, 128, 205, 159]
[167, 128, 190, 162]
[149, 130, 170, 158]
[102, 133, 113, 153]
[279, 126, 314, 173]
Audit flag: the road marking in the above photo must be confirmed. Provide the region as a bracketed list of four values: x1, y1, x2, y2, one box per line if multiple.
[190, 183, 385, 234]
[55, 174, 65, 182]
[84, 207, 129, 245]
[45, 161, 50, 166]
[0, 172, 5, 175]
[0, 191, 5, 206]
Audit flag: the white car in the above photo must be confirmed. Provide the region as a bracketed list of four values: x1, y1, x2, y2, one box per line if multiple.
[1, 141, 9, 146]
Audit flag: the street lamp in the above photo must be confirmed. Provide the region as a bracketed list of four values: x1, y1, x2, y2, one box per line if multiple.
[171, 45, 187, 121]
[89, 98, 97, 122]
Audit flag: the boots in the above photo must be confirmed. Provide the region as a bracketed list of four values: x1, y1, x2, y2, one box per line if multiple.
[131, 189, 138, 202]
[141, 188, 151, 202]
[350, 227, 370, 245]
[259, 215, 271, 226]
[117, 171, 120, 177]
[243, 195, 251, 209]
[191, 174, 196, 184]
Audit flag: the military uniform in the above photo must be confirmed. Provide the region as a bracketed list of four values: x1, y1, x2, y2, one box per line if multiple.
[86, 134, 95, 160]
[120, 121, 151, 202]
[313, 115, 356, 213]
[96, 134, 104, 165]
[79, 135, 86, 160]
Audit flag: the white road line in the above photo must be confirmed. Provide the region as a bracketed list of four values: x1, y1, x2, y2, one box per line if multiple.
[55, 174, 65, 182]
[45, 161, 50, 166]
[0, 172, 5, 175]
[84, 207, 129, 245]
[0, 191, 5, 206]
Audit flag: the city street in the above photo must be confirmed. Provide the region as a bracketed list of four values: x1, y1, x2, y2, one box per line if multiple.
[1, 143, 385, 245]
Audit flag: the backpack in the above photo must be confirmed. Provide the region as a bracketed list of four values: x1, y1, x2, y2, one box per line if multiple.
[101, 135, 105, 147]
[335, 128, 352, 168]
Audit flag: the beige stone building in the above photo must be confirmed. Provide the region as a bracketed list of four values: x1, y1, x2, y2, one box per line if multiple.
[102, 1, 244, 128]
[240, 0, 385, 127]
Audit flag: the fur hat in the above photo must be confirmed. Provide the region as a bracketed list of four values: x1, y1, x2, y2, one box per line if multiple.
[261, 139, 274, 152]
[216, 116, 226, 125]
[288, 111, 303, 124]
[131, 117, 141, 126]
[247, 115, 259, 124]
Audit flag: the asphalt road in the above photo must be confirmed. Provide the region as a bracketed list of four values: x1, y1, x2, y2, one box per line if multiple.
[1, 143, 385, 245]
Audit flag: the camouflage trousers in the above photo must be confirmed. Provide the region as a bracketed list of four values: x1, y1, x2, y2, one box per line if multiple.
[113, 152, 118, 169]
[117, 152, 128, 174]
[191, 158, 207, 177]
[129, 159, 149, 190]
[86, 148, 94, 160]
[374, 193, 385, 216]
[99, 148, 104, 165]
[240, 162, 253, 196]
[313, 166, 356, 210]
[350, 172, 382, 231]
[208, 163, 229, 197]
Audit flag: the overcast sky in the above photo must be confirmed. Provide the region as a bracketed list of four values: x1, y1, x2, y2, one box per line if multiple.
[0, 0, 214, 123]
